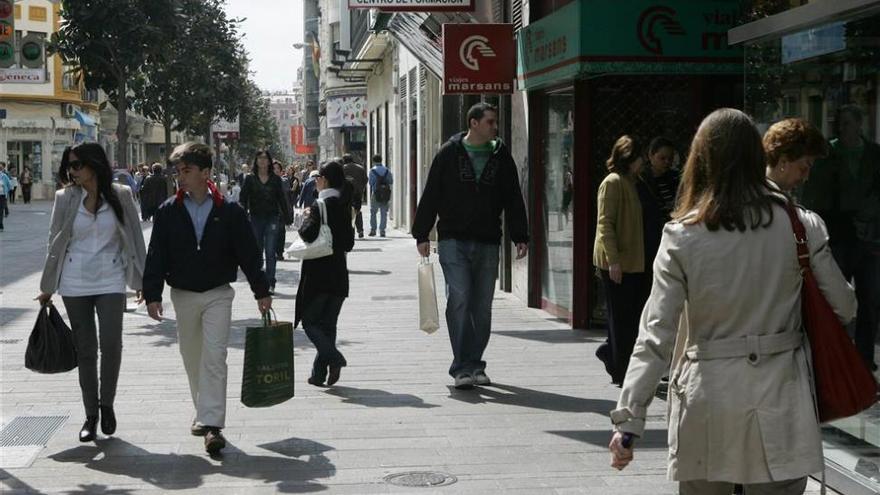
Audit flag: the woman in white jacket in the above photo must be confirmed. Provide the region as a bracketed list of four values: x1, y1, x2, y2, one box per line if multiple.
[37, 143, 146, 443]
[608, 109, 857, 495]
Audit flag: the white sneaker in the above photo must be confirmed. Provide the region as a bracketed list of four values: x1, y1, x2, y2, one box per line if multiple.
[473, 371, 491, 386]
[454, 373, 475, 389]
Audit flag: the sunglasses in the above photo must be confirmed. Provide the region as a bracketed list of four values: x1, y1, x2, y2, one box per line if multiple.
[68, 160, 87, 171]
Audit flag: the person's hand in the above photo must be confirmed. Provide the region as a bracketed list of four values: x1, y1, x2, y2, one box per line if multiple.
[134, 290, 144, 304]
[258, 296, 272, 313]
[147, 302, 163, 322]
[35, 292, 52, 305]
[609, 431, 634, 470]
[609, 264, 623, 284]
[417, 242, 431, 258]
[515, 243, 528, 260]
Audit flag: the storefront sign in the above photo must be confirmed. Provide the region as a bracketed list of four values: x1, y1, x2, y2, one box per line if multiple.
[327, 96, 367, 128]
[0, 68, 46, 83]
[211, 118, 239, 134]
[443, 23, 515, 95]
[348, 0, 474, 11]
[295, 144, 316, 155]
[517, 0, 743, 89]
[782, 21, 846, 64]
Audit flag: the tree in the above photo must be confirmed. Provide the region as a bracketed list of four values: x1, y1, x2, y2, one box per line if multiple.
[49, 0, 180, 169]
[132, 0, 249, 159]
[235, 80, 281, 162]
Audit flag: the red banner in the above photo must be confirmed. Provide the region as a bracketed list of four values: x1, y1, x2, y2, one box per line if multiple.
[290, 125, 304, 146]
[442, 23, 515, 95]
[295, 144, 316, 155]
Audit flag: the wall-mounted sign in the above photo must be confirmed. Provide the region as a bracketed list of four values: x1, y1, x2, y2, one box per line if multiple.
[0, 68, 46, 83]
[516, 0, 743, 90]
[291, 125, 305, 146]
[348, 0, 473, 11]
[327, 96, 367, 128]
[782, 21, 846, 64]
[443, 23, 515, 95]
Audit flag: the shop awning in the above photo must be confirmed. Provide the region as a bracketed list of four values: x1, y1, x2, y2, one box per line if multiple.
[386, 10, 477, 79]
[74, 110, 96, 128]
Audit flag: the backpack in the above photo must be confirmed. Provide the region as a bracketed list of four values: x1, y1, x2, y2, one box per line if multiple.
[374, 169, 391, 203]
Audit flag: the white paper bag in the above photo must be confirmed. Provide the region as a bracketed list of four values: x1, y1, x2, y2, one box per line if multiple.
[418, 257, 440, 334]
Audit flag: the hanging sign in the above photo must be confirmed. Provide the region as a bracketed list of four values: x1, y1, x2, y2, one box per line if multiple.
[348, 0, 474, 11]
[443, 23, 515, 95]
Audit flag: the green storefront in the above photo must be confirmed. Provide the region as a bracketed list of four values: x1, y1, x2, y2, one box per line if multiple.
[517, 0, 743, 328]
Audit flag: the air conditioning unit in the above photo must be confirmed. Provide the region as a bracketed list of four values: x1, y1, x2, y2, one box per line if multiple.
[61, 103, 76, 118]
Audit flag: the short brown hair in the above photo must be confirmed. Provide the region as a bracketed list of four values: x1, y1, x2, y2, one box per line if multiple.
[606, 135, 642, 175]
[169, 142, 213, 170]
[763, 118, 828, 168]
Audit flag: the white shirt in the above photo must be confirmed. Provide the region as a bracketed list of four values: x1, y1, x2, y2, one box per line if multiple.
[57, 193, 127, 297]
[227, 185, 241, 203]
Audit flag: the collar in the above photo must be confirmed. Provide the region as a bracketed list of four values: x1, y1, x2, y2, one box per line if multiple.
[175, 180, 223, 207]
[318, 188, 341, 199]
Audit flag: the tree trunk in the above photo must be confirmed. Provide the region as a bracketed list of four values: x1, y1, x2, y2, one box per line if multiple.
[163, 116, 173, 161]
[116, 77, 129, 170]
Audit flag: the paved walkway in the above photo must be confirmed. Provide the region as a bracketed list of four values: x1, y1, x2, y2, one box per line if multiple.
[0, 201, 832, 494]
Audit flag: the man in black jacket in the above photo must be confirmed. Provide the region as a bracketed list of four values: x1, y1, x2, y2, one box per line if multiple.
[412, 103, 529, 389]
[143, 142, 271, 455]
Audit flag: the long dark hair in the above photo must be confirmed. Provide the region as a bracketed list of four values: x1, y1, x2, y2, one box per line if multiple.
[672, 108, 783, 232]
[252, 150, 276, 176]
[60, 143, 125, 224]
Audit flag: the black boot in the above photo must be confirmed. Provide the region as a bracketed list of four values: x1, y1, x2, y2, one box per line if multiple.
[100, 405, 116, 435]
[80, 416, 99, 442]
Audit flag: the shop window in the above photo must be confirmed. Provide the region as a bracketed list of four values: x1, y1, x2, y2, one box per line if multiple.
[7, 141, 43, 183]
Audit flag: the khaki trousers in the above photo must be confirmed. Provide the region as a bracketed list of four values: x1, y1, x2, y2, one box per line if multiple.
[170, 285, 235, 428]
[680, 477, 808, 495]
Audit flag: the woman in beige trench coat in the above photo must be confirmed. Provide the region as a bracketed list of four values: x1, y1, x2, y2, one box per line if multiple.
[607, 109, 857, 495]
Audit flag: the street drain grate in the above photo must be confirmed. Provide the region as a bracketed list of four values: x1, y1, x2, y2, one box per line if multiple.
[371, 295, 417, 301]
[352, 248, 382, 252]
[0, 339, 21, 344]
[0, 416, 68, 447]
[384, 471, 457, 488]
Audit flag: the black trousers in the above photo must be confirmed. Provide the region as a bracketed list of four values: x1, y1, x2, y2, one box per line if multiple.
[598, 270, 646, 384]
[22, 184, 31, 203]
[352, 203, 364, 235]
[302, 293, 347, 381]
[832, 240, 880, 366]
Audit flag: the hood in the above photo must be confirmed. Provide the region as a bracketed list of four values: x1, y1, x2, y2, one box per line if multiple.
[448, 132, 505, 155]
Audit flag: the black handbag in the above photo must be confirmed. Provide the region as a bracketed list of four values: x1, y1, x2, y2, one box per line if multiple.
[25, 302, 77, 373]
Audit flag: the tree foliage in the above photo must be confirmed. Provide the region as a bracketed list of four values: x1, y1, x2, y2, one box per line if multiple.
[235, 80, 281, 162]
[49, 0, 180, 169]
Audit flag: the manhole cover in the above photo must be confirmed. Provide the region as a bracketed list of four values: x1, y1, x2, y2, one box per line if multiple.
[371, 295, 417, 301]
[384, 471, 457, 488]
[0, 416, 68, 447]
[352, 248, 382, 252]
[0, 339, 21, 344]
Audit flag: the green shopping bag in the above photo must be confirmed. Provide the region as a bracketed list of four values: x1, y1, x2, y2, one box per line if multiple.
[241, 311, 295, 407]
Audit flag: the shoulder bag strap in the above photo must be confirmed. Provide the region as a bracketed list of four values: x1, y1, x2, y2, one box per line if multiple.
[317, 199, 328, 227]
[782, 202, 811, 274]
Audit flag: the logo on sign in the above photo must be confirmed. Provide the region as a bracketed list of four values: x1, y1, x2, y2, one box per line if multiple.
[459, 35, 496, 71]
[638, 6, 686, 55]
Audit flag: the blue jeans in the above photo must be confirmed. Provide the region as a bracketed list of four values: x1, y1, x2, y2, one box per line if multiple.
[370, 201, 389, 233]
[437, 239, 499, 377]
[250, 214, 280, 286]
[302, 293, 347, 381]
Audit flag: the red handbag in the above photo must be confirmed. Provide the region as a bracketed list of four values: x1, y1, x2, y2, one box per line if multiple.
[784, 203, 878, 423]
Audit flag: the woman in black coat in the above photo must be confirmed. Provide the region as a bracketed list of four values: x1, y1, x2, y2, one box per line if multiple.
[295, 161, 355, 387]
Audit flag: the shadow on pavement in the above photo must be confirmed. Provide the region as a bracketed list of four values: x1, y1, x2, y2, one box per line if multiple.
[547, 428, 669, 449]
[50, 437, 334, 492]
[0, 307, 31, 328]
[323, 385, 440, 409]
[493, 329, 606, 344]
[348, 270, 391, 276]
[446, 383, 616, 414]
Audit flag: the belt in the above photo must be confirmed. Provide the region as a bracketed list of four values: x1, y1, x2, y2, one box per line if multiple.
[685, 331, 803, 365]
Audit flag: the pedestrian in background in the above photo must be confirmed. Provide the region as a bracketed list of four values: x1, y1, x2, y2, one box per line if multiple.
[342, 154, 368, 239]
[226, 180, 241, 203]
[801, 105, 880, 370]
[21, 166, 33, 204]
[609, 108, 856, 495]
[368, 154, 393, 237]
[0, 164, 12, 229]
[593, 135, 645, 386]
[139, 163, 171, 222]
[274, 160, 291, 261]
[36, 142, 147, 443]
[143, 142, 271, 455]
[240, 150, 290, 295]
[764, 118, 828, 194]
[8, 170, 18, 204]
[412, 102, 529, 389]
[636, 137, 679, 300]
[298, 170, 319, 209]
[296, 161, 355, 387]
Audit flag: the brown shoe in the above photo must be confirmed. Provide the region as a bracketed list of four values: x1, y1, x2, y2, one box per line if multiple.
[204, 428, 226, 454]
[327, 366, 342, 386]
